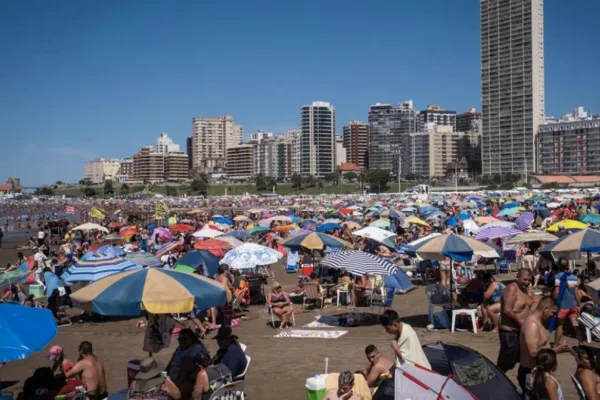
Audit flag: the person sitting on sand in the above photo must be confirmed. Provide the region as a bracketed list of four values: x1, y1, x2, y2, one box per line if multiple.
[64, 341, 107, 399]
[573, 346, 600, 400]
[360, 345, 393, 388]
[323, 371, 363, 400]
[267, 281, 294, 328]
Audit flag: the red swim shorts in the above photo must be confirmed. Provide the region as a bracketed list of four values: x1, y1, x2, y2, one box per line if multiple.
[557, 308, 578, 320]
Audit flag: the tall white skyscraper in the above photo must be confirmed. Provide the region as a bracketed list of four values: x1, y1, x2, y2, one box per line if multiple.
[191, 116, 243, 174]
[481, 0, 545, 175]
[300, 101, 335, 177]
[155, 132, 181, 154]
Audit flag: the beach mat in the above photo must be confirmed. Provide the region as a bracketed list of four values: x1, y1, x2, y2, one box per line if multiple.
[274, 329, 347, 339]
[303, 315, 343, 328]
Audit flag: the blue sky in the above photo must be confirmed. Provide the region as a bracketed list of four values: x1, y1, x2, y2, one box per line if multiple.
[1, 0, 599, 186]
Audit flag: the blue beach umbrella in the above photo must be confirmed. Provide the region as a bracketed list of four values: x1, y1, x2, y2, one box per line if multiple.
[175, 250, 220, 277]
[224, 230, 251, 240]
[0, 303, 57, 363]
[63, 256, 141, 283]
[580, 214, 600, 225]
[214, 217, 233, 225]
[70, 268, 229, 316]
[316, 223, 343, 233]
[496, 207, 520, 217]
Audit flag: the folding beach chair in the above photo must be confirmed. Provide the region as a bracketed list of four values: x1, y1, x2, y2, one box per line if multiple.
[578, 312, 600, 343]
[302, 282, 325, 311]
[208, 381, 245, 400]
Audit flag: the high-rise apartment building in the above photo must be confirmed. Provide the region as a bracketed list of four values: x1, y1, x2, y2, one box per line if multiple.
[156, 132, 181, 154]
[342, 121, 370, 170]
[226, 144, 254, 181]
[83, 158, 122, 183]
[191, 116, 243, 174]
[273, 135, 292, 180]
[335, 136, 346, 167]
[250, 130, 275, 177]
[456, 108, 482, 133]
[538, 106, 600, 174]
[287, 129, 302, 175]
[369, 101, 420, 176]
[165, 153, 189, 181]
[481, 0, 545, 175]
[420, 105, 456, 130]
[133, 146, 165, 182]
[301, 101, 335, 177]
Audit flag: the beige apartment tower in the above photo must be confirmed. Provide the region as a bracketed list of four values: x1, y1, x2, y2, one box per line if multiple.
[191, 116, 243, 174]
[481, 0, 545, 175]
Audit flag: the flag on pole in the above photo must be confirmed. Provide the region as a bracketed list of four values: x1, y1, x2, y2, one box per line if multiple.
[89, 207, 106, 220]
[155, 201, 170, 219]
[65, 206, 75, 215]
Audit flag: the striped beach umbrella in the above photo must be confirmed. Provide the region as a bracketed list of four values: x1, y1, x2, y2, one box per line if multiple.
[63, 256, 141, 283]
[409, 233, 498, 261]
[515, 212, 535, 231]
[125, 252, 163, 267]
[475, 227, 522, 241]
[70, 268, 230, 316]
[155, 240, 182, 258]
[322, 250, 398, 276]
[507, 231, 558, 244]
[282, 232, 351, 250]
[541, 229, 600, 259]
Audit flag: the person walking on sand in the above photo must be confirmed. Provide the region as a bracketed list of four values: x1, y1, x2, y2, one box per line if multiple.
[497, 268, 533, 373]
[65, 341, 107, 399]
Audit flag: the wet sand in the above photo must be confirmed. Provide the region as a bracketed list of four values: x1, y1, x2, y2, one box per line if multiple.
[0, 236, 589, 399]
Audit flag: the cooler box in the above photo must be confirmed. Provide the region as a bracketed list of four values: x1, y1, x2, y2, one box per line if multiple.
[305, 375, 326, 400]
[29, 284, 45, 299]
[301, 265, 314, 277]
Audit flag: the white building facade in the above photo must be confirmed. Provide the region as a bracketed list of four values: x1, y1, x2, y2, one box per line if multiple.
[83, 158, 121, 183]
[191, 116, 243, 174]
[300, 101, 336, 177]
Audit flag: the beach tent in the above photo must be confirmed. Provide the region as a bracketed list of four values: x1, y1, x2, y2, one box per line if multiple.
[423, 342, 520, 400]
[384, 269, 415, 294]
[395, 362, 476, 400]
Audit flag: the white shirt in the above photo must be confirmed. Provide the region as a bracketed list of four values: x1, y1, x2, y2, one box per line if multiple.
[38, 231, 45, 239]
[395, 323, 431, 369]
[34, 252, 47, 276]
[123, 243, 135, 253]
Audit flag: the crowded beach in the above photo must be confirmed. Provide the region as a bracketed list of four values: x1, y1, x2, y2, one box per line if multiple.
[2, 189, 600, 399]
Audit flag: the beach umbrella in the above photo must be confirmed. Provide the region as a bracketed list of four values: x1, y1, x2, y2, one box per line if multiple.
[353, 226, 397, 248]
[475, 227, 522, 241]
[233, 215, 252, 223]
[462, 219, 481, 234]
[0, 303, 57, 363]
[125, 252, 162, 267]
[540, 229, 600, 259]
[192, 227, 224, 239]
[401, 207, 417, 213]
[153, 228, 173, 241]
[325, 212, 343, 219]
[272, 224, 299, 233]
[62, 256, 141, 283]
[546, 202, 561, 209]
[72, 223, 109, 234]
[266, 215, 292, 223]
[580, 214, 600, 225]
[247, 225, 270, 235]
[342, 221, 362, 230]
[289, 228, 312, 237]
[425, 211, 446, 221]
[282, 232, 351, 250]
[193, 239, 232, 256]
[474, 216, 500, 225]
[515, 212, 535, 230]
[369, 218, 391, 229]
[322, 218, 342, 225]
[175, 250, 220, 277]
[409, 233, 498, 261]
[217, 235, 244, 248]
[108, 221, 123, 229]
[507, 231, 558, 244]
[170, 223, 195, 233]
[405, 216, 429, 227]
[339, 208, 354, 215]
[96, 245, 126, 257]
[547, 219, 588, 232]
[103, 233, 123, 242]
[155, 240, 182, 258]
[322, 250, 398, 277]
[224, 230, 251, 240]
[213, 217, 233, 225]
[479, 221, 516, 230]
[502, 201, 520, 209]
[186, 209, 203, 215]
[119, 227, 137, 237]
[316, 223, 343, 233]
[496, 208, 519, 217]
[212, 214, 225, 219]
[0, 268, 31, 288]
[301, 220, 318, 230]
[219, 243, 283, 269]
[71, 268, 229, 316]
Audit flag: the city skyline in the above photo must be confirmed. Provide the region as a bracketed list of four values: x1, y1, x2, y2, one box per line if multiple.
[2, 1, 600, 185]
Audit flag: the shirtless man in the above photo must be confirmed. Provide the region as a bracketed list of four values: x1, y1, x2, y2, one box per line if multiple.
[520, 296, 570, 397]
[65, 341, 107, 398]
[497, 269, 533, 373]
[361, 345, 393, 388]
[323, 371, 363, 400]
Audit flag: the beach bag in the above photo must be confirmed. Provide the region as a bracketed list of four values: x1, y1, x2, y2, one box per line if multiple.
[433, 310, 450, 329]
[582, 303, 600, 318]
[205, 364, 233, 392]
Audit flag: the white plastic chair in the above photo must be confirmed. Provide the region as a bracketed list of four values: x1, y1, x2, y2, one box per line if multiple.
[208, 381, 245, 400]
[336, 287, 349, 306]
[234, 355, 251, 381]
[268, 305, 296, 328]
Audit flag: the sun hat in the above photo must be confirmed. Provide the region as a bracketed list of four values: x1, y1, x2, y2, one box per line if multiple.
[133, 357, 165, 393]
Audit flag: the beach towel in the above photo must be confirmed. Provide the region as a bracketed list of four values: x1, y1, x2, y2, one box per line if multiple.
[274, 329, 348, 339]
